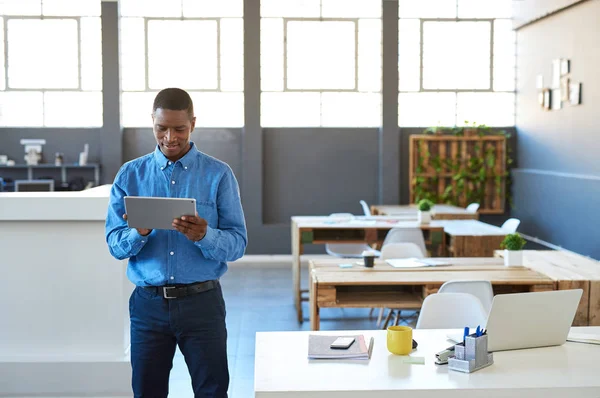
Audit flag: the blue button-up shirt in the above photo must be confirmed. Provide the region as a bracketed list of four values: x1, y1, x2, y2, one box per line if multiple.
[105, 142, 247, 286]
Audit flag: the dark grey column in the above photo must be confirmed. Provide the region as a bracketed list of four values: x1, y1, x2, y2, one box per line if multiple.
[242, 0, 262, 252]
[100, 1, 122, 184]
[379, 0, 400, 204]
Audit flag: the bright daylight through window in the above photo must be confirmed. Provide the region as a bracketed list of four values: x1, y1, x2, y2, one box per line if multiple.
[0, 0, 103, 127]
[119, 0, 244, 128]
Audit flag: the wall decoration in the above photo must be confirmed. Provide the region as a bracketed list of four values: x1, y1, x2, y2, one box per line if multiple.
[560, 59, 570, 75]
[551, 59, 561, 88]
[538, 91, 545, 107]
[569, 82, 582, 105]
[560, 77, 570, 102]
[543, 89, 551, 110]
[536, 75, 544, 89]
[551, 89, 562, 110]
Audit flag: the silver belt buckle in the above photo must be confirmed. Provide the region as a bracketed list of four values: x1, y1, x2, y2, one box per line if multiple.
[163, 286, 176, 299]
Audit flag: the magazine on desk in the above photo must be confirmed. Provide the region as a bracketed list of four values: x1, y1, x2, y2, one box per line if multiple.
[308, 335, 374, 360]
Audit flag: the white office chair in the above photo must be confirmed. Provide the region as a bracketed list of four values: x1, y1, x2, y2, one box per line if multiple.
[382, 228, 427, 256]
[466, 203, 480, 213]
[438, 280, 494, 314]
[359, 200, 371, 216]
[501, 218, 521, 233]
[381, 242, 425, 260]
[325, 213, 379, 258]
[415, 292, 488, 329]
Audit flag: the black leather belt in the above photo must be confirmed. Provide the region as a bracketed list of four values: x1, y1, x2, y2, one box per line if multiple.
[143, 280, 219, 299]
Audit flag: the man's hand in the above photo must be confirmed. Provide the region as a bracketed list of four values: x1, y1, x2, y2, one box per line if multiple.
[172, 214, 208, 242]
[123, 214, 152, 237]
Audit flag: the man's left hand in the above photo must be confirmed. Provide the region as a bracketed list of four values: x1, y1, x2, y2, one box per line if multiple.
[173, 214, 208, 242]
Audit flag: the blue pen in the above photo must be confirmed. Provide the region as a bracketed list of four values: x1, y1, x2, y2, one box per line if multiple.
[463, 327, 470, 344]
[476, 325, 481, 337]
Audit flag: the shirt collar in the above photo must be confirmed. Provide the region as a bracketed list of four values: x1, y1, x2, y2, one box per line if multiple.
[153, 141, 197, 170]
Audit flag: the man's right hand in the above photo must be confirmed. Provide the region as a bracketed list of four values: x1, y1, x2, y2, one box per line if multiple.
[123, 214, 152, 236]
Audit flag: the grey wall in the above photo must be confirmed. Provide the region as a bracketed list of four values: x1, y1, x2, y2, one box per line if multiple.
[514, 0, 600, 259]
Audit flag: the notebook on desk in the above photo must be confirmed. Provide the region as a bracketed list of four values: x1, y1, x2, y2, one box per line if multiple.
[308, 335, 374, 360]
[386, 258, 452, 268]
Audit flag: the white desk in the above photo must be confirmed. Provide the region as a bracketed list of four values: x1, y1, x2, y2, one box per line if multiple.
[255, 328, 600, 397]
[0, 185, 132, 397]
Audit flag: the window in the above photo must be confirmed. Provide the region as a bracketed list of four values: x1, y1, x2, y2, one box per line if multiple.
[261, 0, 382, 127]
[119, 0, 244, 128]
[0, 0, 102, 127]
[398, 0, 515, 127]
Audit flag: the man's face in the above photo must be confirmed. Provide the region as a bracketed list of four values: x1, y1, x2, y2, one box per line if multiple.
[152, 108, 196, 161]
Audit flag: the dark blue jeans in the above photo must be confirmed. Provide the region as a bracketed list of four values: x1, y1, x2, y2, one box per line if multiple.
[129, 282, 228, 398]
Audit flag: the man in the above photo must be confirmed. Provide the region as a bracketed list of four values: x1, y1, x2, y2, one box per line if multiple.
[105, 88, 247, 397]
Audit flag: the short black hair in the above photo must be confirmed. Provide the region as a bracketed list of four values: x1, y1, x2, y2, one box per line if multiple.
[152, 88, 194, 120]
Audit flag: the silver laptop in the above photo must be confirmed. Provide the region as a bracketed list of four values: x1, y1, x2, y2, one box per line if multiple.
[485, 289, 583, 352]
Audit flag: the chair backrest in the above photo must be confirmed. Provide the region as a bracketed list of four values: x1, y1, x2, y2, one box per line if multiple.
[359, 200, 371, 216]
[501, 218, 521, 233]
[326, 243, 371, 258]
[416, 292, 488, 329]
[466, 203, 480, 213]
[381, 242, 425, 260]
[438, 280, 494, 313]
[382, 228, 427, 256]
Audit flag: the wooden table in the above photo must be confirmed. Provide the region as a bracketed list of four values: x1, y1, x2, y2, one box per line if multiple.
[309, 257, 555, 330]
[371, 204, 479, 220]
[494, 250, 600, 326]
[255, 327, 600, 398]
[439, 220, 508, 257]
[292, 216, 447, 323]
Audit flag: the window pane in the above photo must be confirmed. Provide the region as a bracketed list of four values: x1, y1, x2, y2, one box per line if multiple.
[261, 92, 321, 127]
[321, 0, 381, 18]
[399, 92, 456, 127]
[260, 0, 320, 18]
[8, 19, 79, 89]
[147, 20, 218, 90]
[190, 92, 244, 127]
[43, 0, 100, 17]
[1, 0, 42, 16]
[121, 92, 155, 127]
[44, 92, 102, 127]
[0, 92, 44, 127]
[321, 93, 380, 127]
[119, 0, 182, 17]
[457, 92, 515, 126]
[286, 21, 355, 90]
[260, 18, 284, 91]
[458, 0, 512, 18]
[220, 18, 244, 92]
[398, 0, 456, 18]
[183, 0, 243, 17]
[0, 18, 4, 90]
[493, 19, 516, 91]
[398, 19, 420, 92]
[357, 19, 381, 92]
[423, 21, 491, 90]
[80, 17, 102, 91]
[120, 18, 145, 91]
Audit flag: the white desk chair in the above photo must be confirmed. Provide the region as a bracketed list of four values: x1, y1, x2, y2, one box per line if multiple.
[501, 218, 521, 233]
[466, 203, 480, 213]
[416, 292, 488, 329]
[381, 242, 425, 260]
[438, 280, 494, 314]
[325, 213, 379, 259]
[359, 200, 371, 216]
[382, 228, 427, 256]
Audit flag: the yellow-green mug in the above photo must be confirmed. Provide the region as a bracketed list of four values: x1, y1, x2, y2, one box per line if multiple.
[387, 326, 413, 355]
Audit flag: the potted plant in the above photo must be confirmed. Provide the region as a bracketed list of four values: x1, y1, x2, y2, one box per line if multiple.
[417, 199, 434, 224]
[500, 233, 527, 267]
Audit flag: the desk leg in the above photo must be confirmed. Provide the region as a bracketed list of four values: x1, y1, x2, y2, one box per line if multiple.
[292, 221, 303, 323]
[310, 273, 320, 331]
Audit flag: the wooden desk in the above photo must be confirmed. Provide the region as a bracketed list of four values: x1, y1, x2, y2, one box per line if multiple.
[494, 250, 600, 326]
[292, 216, 447, 323]
[309, 257, 555, 330]
[255, 327, 600, 398]
[372, 204, 479, 220]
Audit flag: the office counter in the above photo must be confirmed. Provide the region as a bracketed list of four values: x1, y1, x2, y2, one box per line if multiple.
[0, 185, 131, 397]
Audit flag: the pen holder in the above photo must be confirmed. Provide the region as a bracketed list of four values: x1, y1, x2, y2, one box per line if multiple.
[448, 334, 493, 373]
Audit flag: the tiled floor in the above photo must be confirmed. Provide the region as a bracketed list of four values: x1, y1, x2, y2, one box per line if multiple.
[167, 257, 415, 397]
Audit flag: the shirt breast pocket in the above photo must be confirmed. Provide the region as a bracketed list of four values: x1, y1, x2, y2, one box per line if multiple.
[196, 201, 217, 228]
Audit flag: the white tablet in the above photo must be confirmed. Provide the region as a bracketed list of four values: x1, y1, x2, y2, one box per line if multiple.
[124, 196, 196, 231]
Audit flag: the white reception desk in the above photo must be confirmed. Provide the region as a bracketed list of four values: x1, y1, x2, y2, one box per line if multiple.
[0, 185, 132, 397]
